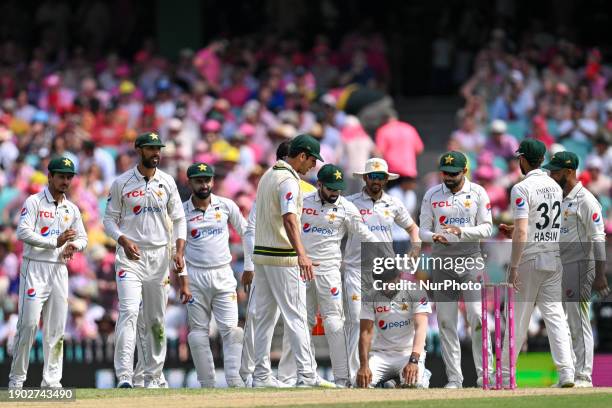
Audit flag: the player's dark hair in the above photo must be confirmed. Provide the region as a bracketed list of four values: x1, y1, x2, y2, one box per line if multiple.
[276, 141, 291, 160]
[528, 156, 544, 168]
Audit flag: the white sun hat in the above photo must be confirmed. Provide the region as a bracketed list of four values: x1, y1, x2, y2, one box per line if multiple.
[353, 158, 399, 180]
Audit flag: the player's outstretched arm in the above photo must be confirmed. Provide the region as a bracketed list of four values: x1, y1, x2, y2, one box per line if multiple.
[357, 319, 374, 388]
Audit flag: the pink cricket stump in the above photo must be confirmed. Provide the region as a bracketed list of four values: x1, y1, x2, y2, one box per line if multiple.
[481, 284, 489, 389]
[508, 286, 516, 389]
[494, 286, 502, 389]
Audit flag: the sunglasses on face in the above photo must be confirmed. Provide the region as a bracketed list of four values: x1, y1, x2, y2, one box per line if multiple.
[367, 172, 387, 181]
[442, 171, 460, 177]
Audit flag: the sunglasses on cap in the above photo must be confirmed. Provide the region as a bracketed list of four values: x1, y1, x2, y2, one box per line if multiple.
[366, 172, 388, 181]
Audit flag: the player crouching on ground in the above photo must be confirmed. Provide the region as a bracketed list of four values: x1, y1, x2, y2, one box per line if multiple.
[356, 268, 431, 388]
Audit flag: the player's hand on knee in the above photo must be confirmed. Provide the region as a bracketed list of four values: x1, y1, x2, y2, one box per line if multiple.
[402, 362, 418, 387]
[356, 366, 372, 388]
[56, 229, 77, 247]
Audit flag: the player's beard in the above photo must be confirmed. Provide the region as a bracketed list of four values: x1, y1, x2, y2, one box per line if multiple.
[443, 176, 462, 190]
[194, 189, 211, 199]
[320, 189, 339, 204]
[556, 174, 567, 189]
[142, 155, 160, 169]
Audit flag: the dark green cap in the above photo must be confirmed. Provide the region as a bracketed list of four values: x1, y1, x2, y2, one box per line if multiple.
[48, 156, 77, 174]
[438, 151, 467, 172]
[543, 151, 579, 171]
[516, 138, 546, 162]
[135, 132, 166, 148]
[187, 162, 215, 178]
[289, 134, 324, 162]
[317, 164, 346, 190]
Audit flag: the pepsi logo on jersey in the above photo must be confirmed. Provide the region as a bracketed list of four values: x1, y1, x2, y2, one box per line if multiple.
[26, 288, 36, 298]
[40, 226, 60, 237]
[378, 319, 410, 330]
[592, 213, 601, 223]
[132, 205, 162, 215]
[117, 270, 127, 280]
[20, 207, 27, 216]
[330, 287, 340, 298]
[515, 197, 525, 208]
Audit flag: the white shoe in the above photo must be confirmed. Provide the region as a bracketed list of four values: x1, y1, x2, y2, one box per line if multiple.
[145, 378, 163, 389]
[8, 380, 23, 389]
[117, 375, 133, 388]
[227, 378, 245, 388]
[242, 375, 253, 388]
[574, 379, 593, 388]
[252, 377, 292, 388]
[444, 381, 463, 389]
[550, 380, 575, 388]
[297, 376, 337, 388]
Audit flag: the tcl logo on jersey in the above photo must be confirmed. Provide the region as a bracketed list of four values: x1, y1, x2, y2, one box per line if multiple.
[515, 197, 525, 208]
[38, 210, 55, 219]
[369, 225, 390, 232]
[302, 223, 333, 235]
[132, 205, 162, 215]
[302, 208, 320, 215]
[26, 288, 36, 298]
[20, 207, 27, 216]
[378, 320, 410, 330]
[439, 215, 471, 225]
[432, 201, 453, 208]
[285, 192, 293, 201]
[125, 190, 146, 198]
[330, 287, 340, 298]
[40, 226, 60, 237]
[592, 213, 602, 223]
[117, 270, 127, 280]
[375, 306, 390, 313]
[359, 209, 373, 216]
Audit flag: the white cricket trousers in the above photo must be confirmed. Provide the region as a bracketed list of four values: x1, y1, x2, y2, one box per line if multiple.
[252, 263, 317, 384]
[562, 260, 594, 382]
[363, 350, 430, 388]
[9, 259, 68, 387]
[502, 258, 575, 382]
[240, 279, 293, 385]
[278, 265, 351, 386]
[114, 245, 169, 383]
[186, 264, 243, 387]
[342, 264, 361, 382]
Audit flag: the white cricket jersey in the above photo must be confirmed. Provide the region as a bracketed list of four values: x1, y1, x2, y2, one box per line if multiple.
[301, 191, 377, 269]
[419, 179, 493, 256]
[183, 194, 248, 268]
[17, 187, 88, 263]
[103, 166, 186, 247]
[361, 289, 431, 353]
[559, 182, 606, 263]
[511, 169, 562, 261]
[344, 190, 415, 267]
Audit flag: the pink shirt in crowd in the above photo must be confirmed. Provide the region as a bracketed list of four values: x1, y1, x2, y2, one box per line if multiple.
[375, 119, 424, 178]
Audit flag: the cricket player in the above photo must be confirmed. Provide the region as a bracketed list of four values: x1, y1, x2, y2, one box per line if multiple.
[241, 141, 315, 387]
[297, 164, 378, 387]
[503, 139, 575, 387]
[419, 151, 493, 388]
[251, 134, 334, 388]
[357, 268, 431, 388]
[343, 158, 421, 381]
[183, 162, 247, 388]
[103, 132, 189, 388]
[543, 151, 608, 387]
[8, 157, 88, 388]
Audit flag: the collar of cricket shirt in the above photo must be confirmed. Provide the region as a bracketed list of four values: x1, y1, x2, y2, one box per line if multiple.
[43, 187, 66, 206]
[188, 193, 219, 213]
[441, 178, 472, 196]
[134, 166, 161, 182]
[273, 159, 300, 181]
[564, 181, 583, 201]
[524, 168, 545, 179]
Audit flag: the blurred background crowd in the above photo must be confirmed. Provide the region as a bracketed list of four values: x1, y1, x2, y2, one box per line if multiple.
[0, 0, 610, 374]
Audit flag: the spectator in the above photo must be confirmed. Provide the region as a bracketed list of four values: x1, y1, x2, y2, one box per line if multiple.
[558, 101, 598, 143]
[483, 119, 518, 159]
[490, 70, 535, 121]
[451, 113, 485, 153]
[579, 156, 612, 198]
[375, 110, 424, 178]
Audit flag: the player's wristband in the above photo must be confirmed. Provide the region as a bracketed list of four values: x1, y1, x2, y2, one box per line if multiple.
[409, 352, 419, 364]
[176, 270, 188, 277]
